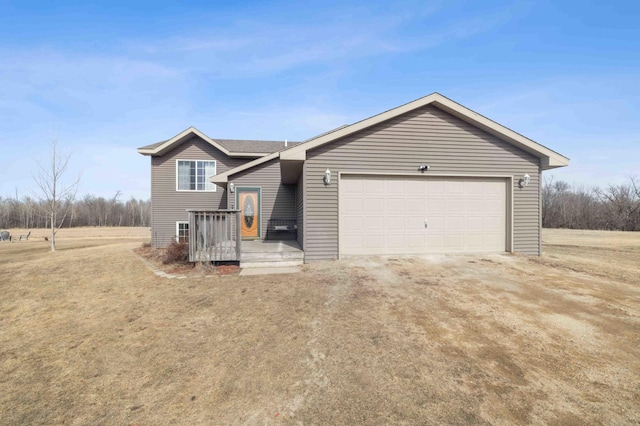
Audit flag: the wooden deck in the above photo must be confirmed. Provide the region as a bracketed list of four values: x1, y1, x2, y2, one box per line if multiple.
[191, 240, 239, 262]
[187, 210, 241, 262]
[187, 210, 304, 264]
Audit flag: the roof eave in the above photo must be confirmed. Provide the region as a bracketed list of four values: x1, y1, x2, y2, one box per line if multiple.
[228, 152, 271, 158]
[542, 156, 570, 170]
[137, 127, 234, 157]
[280, 93, 569, 168]
[210, 151, 281, 184]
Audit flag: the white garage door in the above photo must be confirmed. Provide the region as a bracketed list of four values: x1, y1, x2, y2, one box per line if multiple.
[339, 176, 508, 255]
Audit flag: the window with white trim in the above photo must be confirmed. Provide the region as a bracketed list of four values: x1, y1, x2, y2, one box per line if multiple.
[176, 160, 217, 191]
[176, 221, 189, 243]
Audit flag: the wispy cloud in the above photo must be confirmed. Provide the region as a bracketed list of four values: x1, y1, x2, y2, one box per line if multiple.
[120, 5, 506, 78]
[4, 0, 636, 201]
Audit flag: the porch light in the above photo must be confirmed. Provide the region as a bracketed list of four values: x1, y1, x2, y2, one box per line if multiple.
[229, 182, 235, 193]
[323, 169, 331, 185]
[519, 173, 530, 188]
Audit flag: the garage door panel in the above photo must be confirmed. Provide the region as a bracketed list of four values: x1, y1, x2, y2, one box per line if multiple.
[343, 235, 364, 249]
[427, 198, 446, 214]
[426, 180, 446, 194]
[343, 216, 365, 231]
[407, 233, 425, 248]
[465, 181, 485, 195]
[446, 199, 465, 213]
[344, 198, 364, 214]
[385, 179, 406, 193]
[407, 215, 425, 229]
[406, 180, 425, 195]
[447, 181, 465, 194]
[386, 216, 406, 231]
[427, 234, 446, 250]
[446, 216, 465, 230]
[465, 198, 485, 212]
[364, 198, 384, 211]
[485, 215, 504, 230]
[427, 215, 446, 230]
[364, 179, 384, 193]
[387, 234, 406, 248]
[406, 198, 425, 213]
[342, 178, 364, 194]
[466, 233, 485, 249]
[364, 235, 384, 249]
[445, 234, 465, 250]
[340, 176, 507, 255]
[465, 216, 484, 231]
[364, 215, 384, 229]
[485, 199, 504, 213]
[386, 200, 405, 213]
[485, 233, 505, 249]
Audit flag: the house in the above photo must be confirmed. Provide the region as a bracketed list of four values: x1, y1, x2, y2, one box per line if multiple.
[137, 127, 299, 248]
[139, 93, 569, 262]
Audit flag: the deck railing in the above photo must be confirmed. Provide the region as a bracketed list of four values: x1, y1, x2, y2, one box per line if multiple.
[187, 209, 241, 262]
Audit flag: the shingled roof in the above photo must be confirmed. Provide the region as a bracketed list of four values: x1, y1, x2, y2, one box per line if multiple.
[216, 139, 299, 153]
[137, 127, 299, 157]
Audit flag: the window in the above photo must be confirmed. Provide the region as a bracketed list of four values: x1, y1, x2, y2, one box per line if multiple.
[176, 221, 189, 243]
[176, 160, 216, 191]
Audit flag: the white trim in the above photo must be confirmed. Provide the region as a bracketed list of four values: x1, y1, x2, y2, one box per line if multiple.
[337, 171, 514, 258]
[336, 171, 514, 179]
[176, 221, 189, 242]
[211, 151, 280, 185]
[137, 126, 272, 158]
[280, 93, 568, 170]
[175, 159, 217, 192]
[213, 93, 568, 182]
[507, 176, 514, 253]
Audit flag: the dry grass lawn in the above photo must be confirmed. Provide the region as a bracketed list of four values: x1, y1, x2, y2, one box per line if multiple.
[0, 227, 639, 424]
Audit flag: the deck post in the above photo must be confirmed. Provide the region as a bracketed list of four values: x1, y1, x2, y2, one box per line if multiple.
[186, 209, 240, 262]
[236, 210, 242, 261]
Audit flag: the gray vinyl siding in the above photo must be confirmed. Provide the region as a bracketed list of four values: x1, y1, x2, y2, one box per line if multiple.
[228, 158, 296, 240]
[296, 172, 304, 249]
[150, 135, 248, 247]
[304, 104, 540, 261]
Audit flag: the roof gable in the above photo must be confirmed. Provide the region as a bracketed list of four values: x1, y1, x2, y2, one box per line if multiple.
[280, 93, 569, 169]
[211, 92, 569, 184]
[138, 127, 297, 158]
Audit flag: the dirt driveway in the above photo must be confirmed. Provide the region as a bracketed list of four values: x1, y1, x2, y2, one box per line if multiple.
[0, 228, 639, 424]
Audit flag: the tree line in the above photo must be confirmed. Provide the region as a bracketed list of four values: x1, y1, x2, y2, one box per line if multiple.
[543, 175, 640, 231]
[0, 192, 150, 229]
[3, 177, 638, 232]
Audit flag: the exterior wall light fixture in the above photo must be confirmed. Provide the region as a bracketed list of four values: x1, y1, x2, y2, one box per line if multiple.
[519, 173, 530, 188]
[324, 169, 331, 185]
[229, 182, 235, 193]
[418, 165, 430, 172]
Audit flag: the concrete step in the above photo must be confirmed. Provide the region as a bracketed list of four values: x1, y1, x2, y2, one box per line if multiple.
[240, 266, 302, 276]
[241, 259, 304, 268]
[241, 251, 304, 262]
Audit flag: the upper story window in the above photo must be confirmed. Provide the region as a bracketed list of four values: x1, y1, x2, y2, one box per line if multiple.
[176, 160, 217, 191]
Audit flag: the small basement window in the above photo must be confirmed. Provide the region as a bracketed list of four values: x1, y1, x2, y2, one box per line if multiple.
[176, 221, 189, 243]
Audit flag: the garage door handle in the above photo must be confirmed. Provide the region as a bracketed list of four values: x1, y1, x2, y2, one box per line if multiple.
[424, 219, 428, 229]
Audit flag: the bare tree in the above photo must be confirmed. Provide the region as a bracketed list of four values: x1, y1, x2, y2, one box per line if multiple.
[32, 139, 80, 251]
[594, 178, 640, 231]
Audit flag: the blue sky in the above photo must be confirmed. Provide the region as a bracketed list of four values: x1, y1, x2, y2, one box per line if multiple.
[1, 0, 639, 200]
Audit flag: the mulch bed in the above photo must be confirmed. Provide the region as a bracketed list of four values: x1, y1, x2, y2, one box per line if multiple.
[133, 245, 240, 277]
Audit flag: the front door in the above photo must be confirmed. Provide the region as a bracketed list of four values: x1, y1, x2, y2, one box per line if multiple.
[237, 188, 261, 239]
